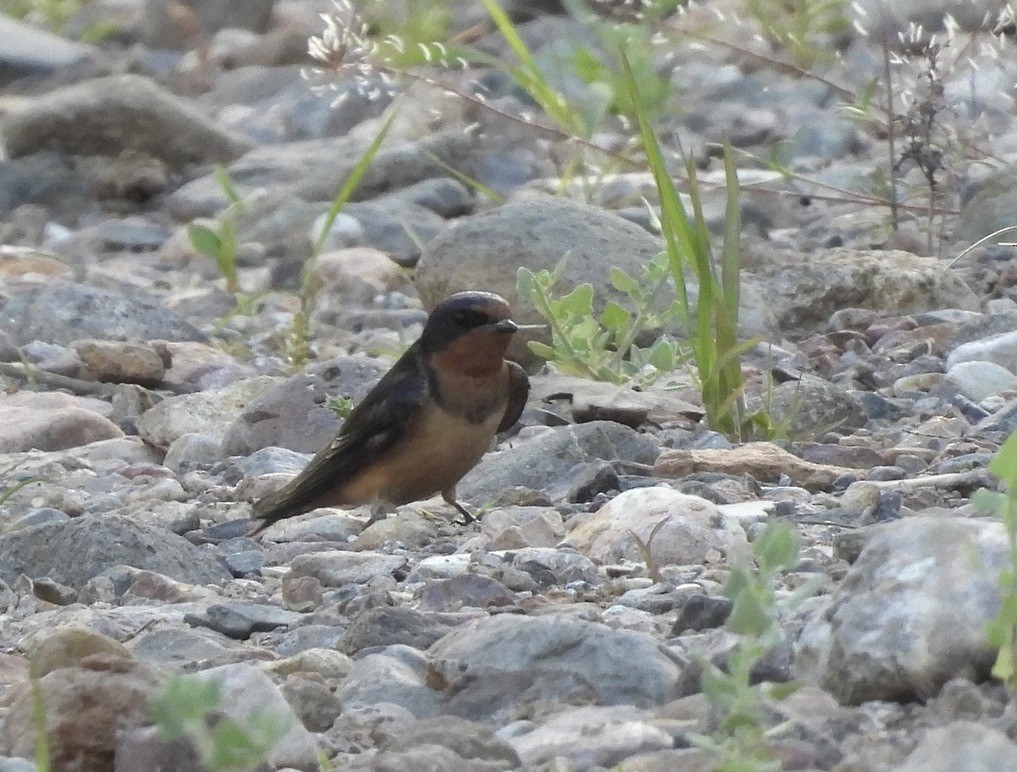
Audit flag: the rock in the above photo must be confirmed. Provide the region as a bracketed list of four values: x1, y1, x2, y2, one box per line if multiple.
[264, 648, 353, 681]
[0, 283, 205, 347]
[163, 432, 221, 474]
[353, 510, 438, 550]
[0, 153, 91, 218]
[755, 248, 979, 334]
[947, 330, 1017, 374]
[953, 164, 1017, 245]
[2, 75, 254, 168]
[128, 628, 241, 668]
[193, 663, 319, 771]
[654, 442, 854, 491]
[192, 603, 302, 640]
[384, 716, 520, 767]
[426, 614, 687, 718]
[458, 421, 660, 504]
[0, 515, 231, 590]
[72, 340, 167, 387]
[480, 506, 564, 550]
[312, 247, 412, 304]
[945, 360, 1017, 401]
[220, 355, 387, 455]
[341, 199, 446, 265]
[336, 645, 442, 718]
[565, 487, 748, 566]
[795, 516, 1009, 704]
[280, 676, 341, 732]
[418, 574, 515, 612]
[289, 551, 406, 587]
[27, 628, 132, 677]
[0, 404, 123, 453]
[0, 18, 94, 84]
[139, 0, 276, 49]
[3, 657, 167, 770]
[156, 341, 254, 392]
[138, 375, 277, 451]
[507, 705, 674, 768]
[756, 374, 867, 437]
[898, 721, 1017, 772]
[167, 132, 475, 219]
[339, 607, 459, 655]
[259, 512, 362, 544]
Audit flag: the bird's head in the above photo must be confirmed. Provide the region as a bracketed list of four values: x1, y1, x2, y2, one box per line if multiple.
[420, 291, 537, 375]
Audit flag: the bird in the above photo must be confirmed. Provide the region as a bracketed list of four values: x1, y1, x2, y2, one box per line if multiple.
[249, 291, 534, 535]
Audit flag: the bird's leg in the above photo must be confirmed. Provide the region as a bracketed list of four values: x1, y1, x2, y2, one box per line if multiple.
[441, 488, 475, 524]
[366, 501, 392, 525]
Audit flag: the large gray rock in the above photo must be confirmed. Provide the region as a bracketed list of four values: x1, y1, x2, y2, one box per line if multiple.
[0, 516, 231, 590]
[2, 75, 253, 167]
[0, 283, 205, 347]
[220, 355, 387, 456]
[458, 421, 660, 504]
[426, 614, 687, 718]
[564, 486, 748, 566]
[754, 248, 979, 335]
[795, 516, 1008, 704]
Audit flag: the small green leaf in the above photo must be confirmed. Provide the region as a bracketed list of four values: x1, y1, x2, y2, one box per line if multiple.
[727, 584, 769, 637]
[648, 338, 678, 371]
[516, 267, 535, 298]
[601, 301, 631, 330]
[187, 223, 222, 258]
[559, 283, 594, 316]
[527, 341, 558, 361]
[753, 521, 799, 572]
[609, 267, 640, 295]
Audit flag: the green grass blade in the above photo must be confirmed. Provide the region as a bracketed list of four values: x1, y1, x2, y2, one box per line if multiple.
[479, 0, 583, 134]
[313, 111, 399, 256]
[619, 50, 692, 314]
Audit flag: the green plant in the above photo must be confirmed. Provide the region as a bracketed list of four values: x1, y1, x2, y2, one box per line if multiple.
[741, 0, 849, 69]
[151, 676, 289, 772]
[284, 111, 397, 368]
[368, 0, 454, 67]
[976, 431, 1017, 690]
[326, 394, 355, 419]
[517, 252, 687, 386]
[691, 521, 803, 771]
[622, 51, 766, 440]
[564, 0, 679, 123]
[188, 168, 247, 300]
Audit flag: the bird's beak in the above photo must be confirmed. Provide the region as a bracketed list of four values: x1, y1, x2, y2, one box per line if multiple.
[492, 320, 547, 334]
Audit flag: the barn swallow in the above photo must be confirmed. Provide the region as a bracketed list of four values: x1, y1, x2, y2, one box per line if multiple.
[250, 291, 534, 534]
